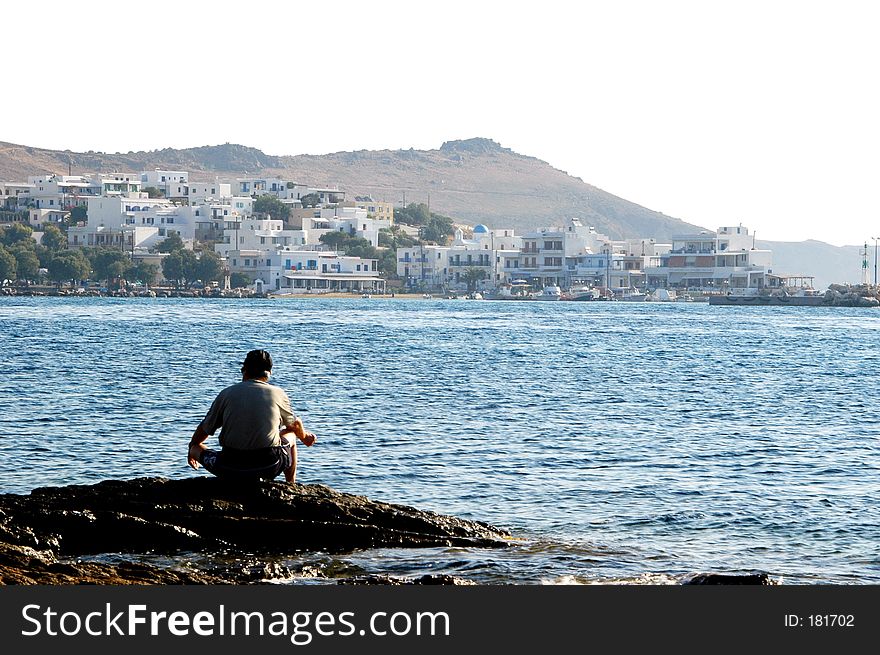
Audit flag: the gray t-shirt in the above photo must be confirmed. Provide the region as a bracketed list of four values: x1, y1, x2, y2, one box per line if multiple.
[199, 379, 297, 450]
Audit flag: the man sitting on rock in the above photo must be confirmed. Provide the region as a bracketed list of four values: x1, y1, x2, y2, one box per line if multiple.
[187, 349, 316, 484]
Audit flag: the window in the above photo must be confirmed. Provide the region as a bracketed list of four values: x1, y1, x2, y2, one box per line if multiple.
[245, 259, 251, 266]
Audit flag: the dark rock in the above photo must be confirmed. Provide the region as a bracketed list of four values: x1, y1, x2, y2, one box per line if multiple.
[683, 572, 778, 585]
[0, 542, 223, 585]
[0, 477, 511, 585]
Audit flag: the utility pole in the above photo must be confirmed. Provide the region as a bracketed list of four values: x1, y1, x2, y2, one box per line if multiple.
[862, 242, 869, 285]
[868, 237, 879, 286]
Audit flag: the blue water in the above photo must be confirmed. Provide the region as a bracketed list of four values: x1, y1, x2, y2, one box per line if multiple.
[1, 297, 879, 584]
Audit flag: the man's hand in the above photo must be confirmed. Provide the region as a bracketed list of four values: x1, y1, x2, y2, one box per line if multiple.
[186, 444, 202, 469]
[282, 420, 316, 447]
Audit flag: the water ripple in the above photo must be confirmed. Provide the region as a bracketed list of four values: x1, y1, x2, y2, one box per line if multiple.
[1, 297, 879, 583]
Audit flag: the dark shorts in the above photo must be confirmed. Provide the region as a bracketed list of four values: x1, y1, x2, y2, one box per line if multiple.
[201, 437, 292, 481]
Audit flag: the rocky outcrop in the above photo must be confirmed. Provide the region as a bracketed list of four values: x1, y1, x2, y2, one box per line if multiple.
[0, 477, 511, 585]
[683, 573, 778, 585]
[824, 284, 880, 307]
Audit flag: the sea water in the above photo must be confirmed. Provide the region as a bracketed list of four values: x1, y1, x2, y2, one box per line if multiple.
[1, 296, 878, 584]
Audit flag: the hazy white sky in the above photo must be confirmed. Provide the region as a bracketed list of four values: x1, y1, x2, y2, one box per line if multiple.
[6, 1, 879, 246]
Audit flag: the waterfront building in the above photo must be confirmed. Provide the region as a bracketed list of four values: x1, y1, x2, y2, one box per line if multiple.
[223, 245, 382, 294]
[278, 248, 382, 294]
[446, 225, 519, 289]
[644, 225, 771, 290]
[397, 244, 450, 288]
[518, 219, 601, 288]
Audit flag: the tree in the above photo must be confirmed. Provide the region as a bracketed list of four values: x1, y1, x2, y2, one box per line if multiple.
[318, 231, 350, 249]
[0, 245, 16, 282]
[46, 250, 91, 286]
[90, 248, 132, 286]
[394, 203, 431, 226]
[196, 250, 224, 284]
[318, 232, 378, 260]
[253, 194, 290, 220]
[41, 224, 68, 251]
[129, 261, 159, 285]
[230, 272, 251, 288]
[156, 232, 185, 253]
[462, 267, 487, 292]
[378, 226, 416, 250]
[421, 214, 455, 244]
[379, 249, 398, 278]
[142, 186, 165, 199]
[67, 206, 88, 225]
[1, 223, 33, 247]
[11, 244, 40, 281]
[299, 193, 321, 208]
[392, 204, 455, 244]
[162, 249, 199, 288]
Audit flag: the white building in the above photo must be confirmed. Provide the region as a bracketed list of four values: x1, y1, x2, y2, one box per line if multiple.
[141, 170, 189, 198]
[20, 175, 99, 210]
[215, 216, 303, 259]
[296, 208, 391, 247]
[645, 225, 772, 290]
[397, 245, 450, 288]
[187, 179, 232, 204]
[397, 224, 522, 290]
[70, 195, 195, 250]
[28, 208, 69, 230]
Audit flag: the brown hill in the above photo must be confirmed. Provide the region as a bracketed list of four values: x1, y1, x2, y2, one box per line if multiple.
[0, 138, 705, 240]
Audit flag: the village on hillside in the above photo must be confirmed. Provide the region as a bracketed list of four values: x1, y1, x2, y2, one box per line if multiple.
[0, 169, 806, 300]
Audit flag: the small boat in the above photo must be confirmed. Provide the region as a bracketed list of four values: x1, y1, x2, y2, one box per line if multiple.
[647, 289, 677, 302]
[533, 285, 562, 300]
[362, 293, 371, 299]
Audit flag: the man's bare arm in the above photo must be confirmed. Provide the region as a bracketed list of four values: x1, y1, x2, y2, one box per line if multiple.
[188, 425, 209, 469]
[281, 417, 316, 447]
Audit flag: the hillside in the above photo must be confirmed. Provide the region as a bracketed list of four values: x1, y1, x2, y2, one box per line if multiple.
[0, 138, 862, 286]
[758, 240, 864, 290]
[0, 138, 704, 240]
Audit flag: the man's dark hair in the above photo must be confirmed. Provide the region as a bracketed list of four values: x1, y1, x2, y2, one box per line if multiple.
[241, 349, 273, 378]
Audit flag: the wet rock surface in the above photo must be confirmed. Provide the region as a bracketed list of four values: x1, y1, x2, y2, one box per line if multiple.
[683, 573, 778, 585]
[0, 476, 511, 585]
